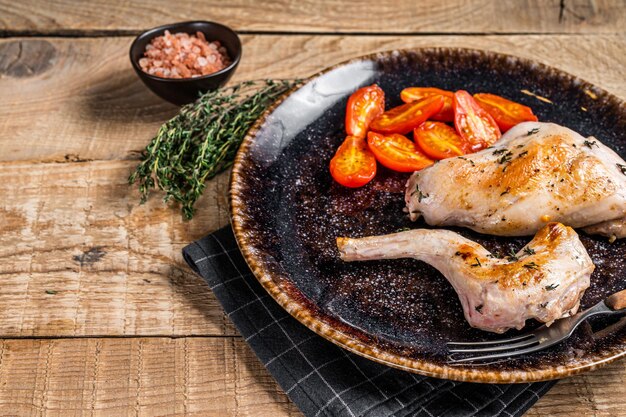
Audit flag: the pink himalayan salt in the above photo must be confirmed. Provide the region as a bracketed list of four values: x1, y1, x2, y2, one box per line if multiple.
[139, 30, 231, 79]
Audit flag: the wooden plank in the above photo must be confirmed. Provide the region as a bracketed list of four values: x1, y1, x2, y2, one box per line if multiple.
[0, 0, 623, 34]
[2, 163, 625, 416]
[0, 34, 624, 163]
[0, 160, 235, 337]
[529, 360, 626, 416]
[0, 336, 623, 416]
[0, 33, 625, 336]
[0, 337, 301, 416]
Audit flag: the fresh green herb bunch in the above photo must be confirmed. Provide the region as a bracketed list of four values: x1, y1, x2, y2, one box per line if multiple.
[129, 79, 299, 219]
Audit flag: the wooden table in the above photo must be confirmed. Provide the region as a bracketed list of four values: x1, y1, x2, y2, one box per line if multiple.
[0, 1, 625, 415]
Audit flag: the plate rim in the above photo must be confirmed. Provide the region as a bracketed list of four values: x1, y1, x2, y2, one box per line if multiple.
[229, 46, 626, 383]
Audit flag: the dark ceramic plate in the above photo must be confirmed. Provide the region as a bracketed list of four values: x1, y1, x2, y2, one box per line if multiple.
[230, 48, 626, 383]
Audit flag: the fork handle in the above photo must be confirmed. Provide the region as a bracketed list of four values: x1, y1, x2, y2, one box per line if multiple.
[606, 289, 626, 311]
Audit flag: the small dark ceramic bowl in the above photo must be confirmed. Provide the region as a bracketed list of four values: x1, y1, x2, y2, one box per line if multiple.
[129, 21, 241, 105]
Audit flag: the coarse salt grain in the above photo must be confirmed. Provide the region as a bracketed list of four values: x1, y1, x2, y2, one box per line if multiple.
[140, 30, 231, 79]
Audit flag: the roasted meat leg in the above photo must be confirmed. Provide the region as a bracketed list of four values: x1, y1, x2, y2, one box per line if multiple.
[406, 122, 626, 238]
[337, 223, 594, 333]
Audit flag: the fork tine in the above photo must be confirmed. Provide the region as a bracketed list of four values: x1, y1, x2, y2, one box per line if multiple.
[447, 336, 538, 353]
[448, 342, 546, 363]
[446, 333, 534, 347]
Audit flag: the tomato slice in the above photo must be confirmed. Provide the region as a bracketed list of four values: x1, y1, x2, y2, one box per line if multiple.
[453, 90, 501, 152]
[370, 95, 444, 135]
[414, 121, 470, 160]
[400, 87, 454, 122]
[473, 93, 538, 132]
[367, 132, 434, 172]
[330, 135, 377, 187]
[345, 84, 385, 138]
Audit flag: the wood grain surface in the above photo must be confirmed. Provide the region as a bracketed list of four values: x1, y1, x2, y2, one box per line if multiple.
[0, 0, 624, 34]
[0, 337, 623, 417]
[0, 337, 301, 416]
[1, 34, 624, 163]
[1, 0, 626, 415]
[0, 160, 234, 337]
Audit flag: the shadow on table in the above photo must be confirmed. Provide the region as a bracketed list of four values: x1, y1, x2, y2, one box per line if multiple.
[168, 264, 239, 335]
[168, 265, 301, 411]
[82, 69, 178, 125]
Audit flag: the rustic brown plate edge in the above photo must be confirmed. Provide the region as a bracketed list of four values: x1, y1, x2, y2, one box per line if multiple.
[229, 47, 626, 383]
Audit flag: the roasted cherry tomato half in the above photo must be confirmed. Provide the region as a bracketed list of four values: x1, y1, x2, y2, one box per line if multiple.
[330, 135, 377, 187]
[345, 84, 385, 138]
[414, 121, 470, 160]
[400, 87, 454, 122]
[370, 95, 444, 135]
[367, 131, 434, 172]
[453, 90, 501, 152]
[473, 93, 538, 132]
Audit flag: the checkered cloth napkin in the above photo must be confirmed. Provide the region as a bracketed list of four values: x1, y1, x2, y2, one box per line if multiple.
[183, 226, 556, 417]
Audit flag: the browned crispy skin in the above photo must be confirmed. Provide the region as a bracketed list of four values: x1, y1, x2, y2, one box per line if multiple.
[406, 122, 626, 237]
[452, 223, 567, 289]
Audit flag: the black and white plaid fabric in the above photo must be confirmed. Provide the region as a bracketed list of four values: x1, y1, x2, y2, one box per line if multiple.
[183, 226, 556, 417]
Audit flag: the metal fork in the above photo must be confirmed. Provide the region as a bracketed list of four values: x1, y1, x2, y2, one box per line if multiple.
[447, 288, 626, 363]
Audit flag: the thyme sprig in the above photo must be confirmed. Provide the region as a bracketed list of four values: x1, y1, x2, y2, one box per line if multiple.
[583, 140, 598, 149]
[457, 156, 475, 166]
[129, 79, 300, 219]
[498, 151, 513, 164]
[412, 184, 429, 202]
[524, 262, 539, 270]
[506, 249, 519, 262]
[527, 128, 539, 136]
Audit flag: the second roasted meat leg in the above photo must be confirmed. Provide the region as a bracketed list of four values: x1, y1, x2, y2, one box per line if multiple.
[337, 223, 594, 333]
